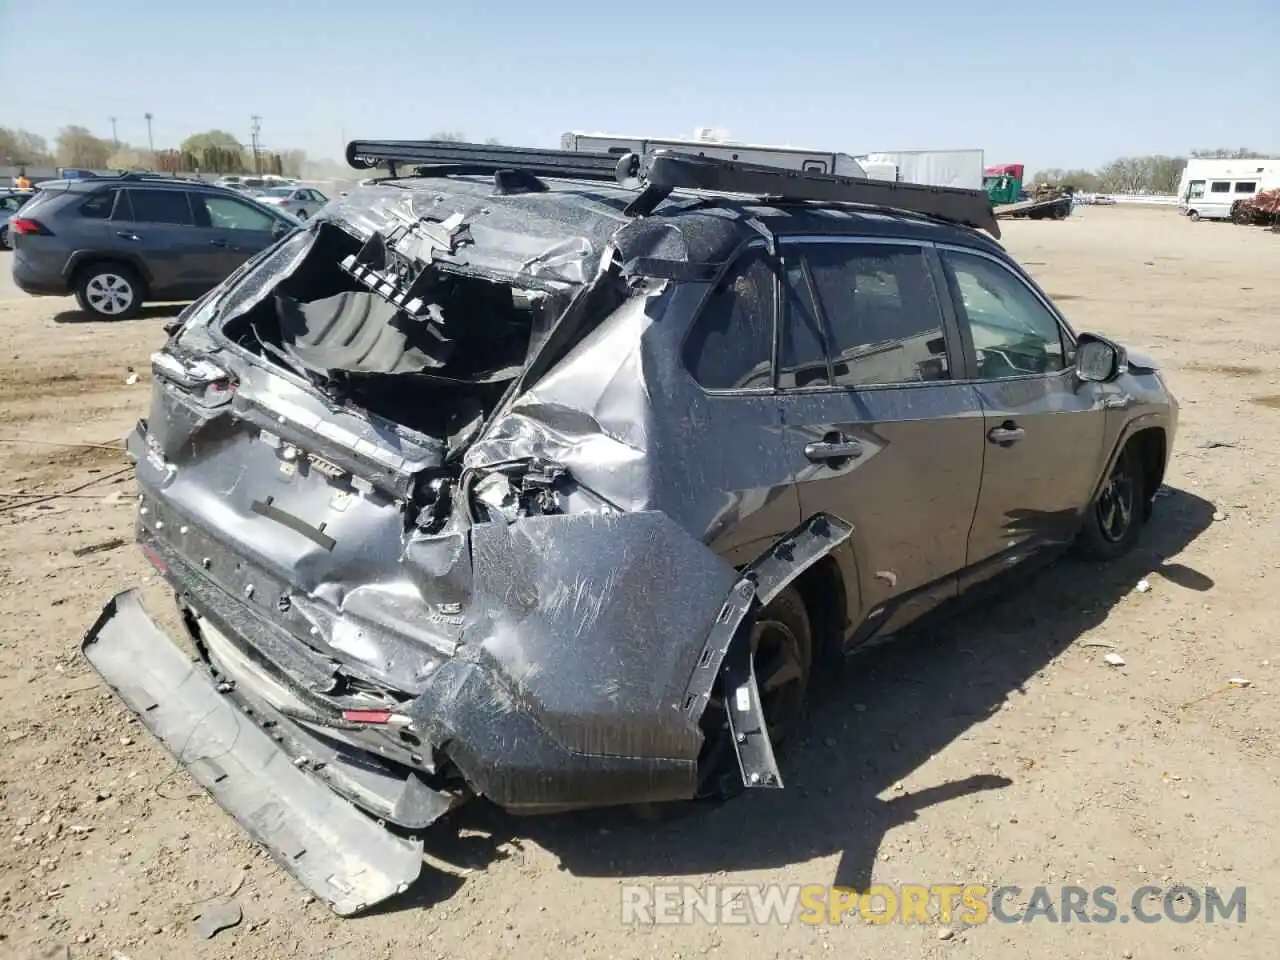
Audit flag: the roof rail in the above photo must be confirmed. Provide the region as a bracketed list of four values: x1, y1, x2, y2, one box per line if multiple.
[344, 139, 999, 236]
[105, 172, 204, 184]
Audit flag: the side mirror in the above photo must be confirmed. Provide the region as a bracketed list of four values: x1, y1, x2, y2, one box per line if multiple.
[1075, 334, 1127, 383]
[271, 219, 292, 239]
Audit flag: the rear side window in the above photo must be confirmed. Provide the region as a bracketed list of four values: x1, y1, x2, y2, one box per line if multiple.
[78, 189, 119, 219]
[1235, 181, 1257, 193]
[683, 248, 775, 391]
[123, 189, 193, 225]
[798, 243, 950, 387]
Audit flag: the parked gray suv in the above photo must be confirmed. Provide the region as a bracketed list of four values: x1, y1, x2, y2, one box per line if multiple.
[83, 141, 1178, 914]
[10, 174, 296, 318]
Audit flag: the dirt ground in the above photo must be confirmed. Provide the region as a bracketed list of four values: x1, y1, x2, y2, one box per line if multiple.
[1, 206, 1277, 960]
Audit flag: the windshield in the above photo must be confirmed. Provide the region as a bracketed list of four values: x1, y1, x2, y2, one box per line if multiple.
[262, 187, 294, 197]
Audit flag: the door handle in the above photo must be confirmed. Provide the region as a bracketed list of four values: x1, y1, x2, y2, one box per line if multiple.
[208, 238, 229, 247]
[115, 231, 140, 241]
[987, 423, 1026, 445]
[804, 438, 863, 463]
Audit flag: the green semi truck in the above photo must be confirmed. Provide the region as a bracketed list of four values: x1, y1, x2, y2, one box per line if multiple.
[984, 163, 1074, 220]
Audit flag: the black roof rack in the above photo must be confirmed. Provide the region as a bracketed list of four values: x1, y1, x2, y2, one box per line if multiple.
[346, 140, 622, 182]
[345, 139, 999, 237]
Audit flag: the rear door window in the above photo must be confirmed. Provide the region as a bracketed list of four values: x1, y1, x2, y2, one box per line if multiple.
[122, 189, 194, 225]
[683, 247, 775, 391]
[795, 242, 951, 387]
[779, 254, 832, 388]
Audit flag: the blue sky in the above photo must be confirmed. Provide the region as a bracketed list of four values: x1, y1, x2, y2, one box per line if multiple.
[1, 0, 1276, 174]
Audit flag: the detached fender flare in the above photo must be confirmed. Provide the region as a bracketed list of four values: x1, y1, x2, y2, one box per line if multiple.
[680, 513, 853, 791]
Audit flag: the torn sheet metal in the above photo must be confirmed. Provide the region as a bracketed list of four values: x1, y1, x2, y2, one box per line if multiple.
[83, 590, 424, 916]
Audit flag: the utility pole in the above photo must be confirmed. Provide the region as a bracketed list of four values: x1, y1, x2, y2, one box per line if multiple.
[109, 116, 119, 148]
[144, 113, 155, 169]
[250, 116, 263, 175]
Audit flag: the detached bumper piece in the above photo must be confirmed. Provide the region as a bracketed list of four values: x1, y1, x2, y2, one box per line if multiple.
[82, 590, 424, 916]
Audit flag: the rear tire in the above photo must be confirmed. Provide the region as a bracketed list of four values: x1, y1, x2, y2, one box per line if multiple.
[750, 586, 813, 745]
[74, 263, 143, 319]
[1075, 442, 1144, 560]
[682, 584, 814, 807]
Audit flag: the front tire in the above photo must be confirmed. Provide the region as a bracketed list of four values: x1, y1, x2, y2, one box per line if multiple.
[1188, 210, 1201, 222]
[74, 264, 143, 319]
[1076, 442, 1144, 560]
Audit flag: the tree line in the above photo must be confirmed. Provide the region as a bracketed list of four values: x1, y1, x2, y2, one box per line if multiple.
[1, 125, 309, 177]
[2, 125, 505, 180]
[1031, 148, 1274, 195]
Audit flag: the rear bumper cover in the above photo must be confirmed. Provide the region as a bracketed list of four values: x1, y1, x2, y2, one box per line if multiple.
[82, 590, 425, 915]
[10, 259, 70, 296]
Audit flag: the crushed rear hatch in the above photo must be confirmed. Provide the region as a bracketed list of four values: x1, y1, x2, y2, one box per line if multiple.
[83, 168, 855, 912]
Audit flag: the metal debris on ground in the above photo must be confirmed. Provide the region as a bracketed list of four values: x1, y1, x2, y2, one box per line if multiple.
[1198, 440, 1237, 450]
[195, 900, 243, 939]
[72, 537, 128, 558]
[1182, 679, 1254, 710]
[1103, 653, 1127, 667]
[1081, 639, 1117, 649]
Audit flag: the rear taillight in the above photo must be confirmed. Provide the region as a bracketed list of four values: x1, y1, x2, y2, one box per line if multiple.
[10, 217, 52, 236]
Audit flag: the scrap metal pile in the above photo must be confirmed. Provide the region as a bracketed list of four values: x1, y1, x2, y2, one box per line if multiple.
[1231, 188, 1280, 227]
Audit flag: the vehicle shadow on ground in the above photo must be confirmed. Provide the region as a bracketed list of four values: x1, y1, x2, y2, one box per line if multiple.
[378, 488, 1215, 913]
[53, 305, 182, 324]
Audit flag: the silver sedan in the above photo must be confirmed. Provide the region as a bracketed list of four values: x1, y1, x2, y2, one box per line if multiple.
[253, 185, 329, 220]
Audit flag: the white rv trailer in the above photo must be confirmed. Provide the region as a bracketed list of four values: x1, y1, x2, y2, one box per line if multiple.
[559, 132, 868, 178]
[1176, 158, 1280, 221]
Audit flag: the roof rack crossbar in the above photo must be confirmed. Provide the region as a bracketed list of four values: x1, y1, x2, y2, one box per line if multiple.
[636, 153, 999, 236]
[346, 140, 623, 183]
[344, 139, 999, 236]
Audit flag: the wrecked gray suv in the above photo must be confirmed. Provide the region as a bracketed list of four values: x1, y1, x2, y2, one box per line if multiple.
[83, 141, 1177, 914]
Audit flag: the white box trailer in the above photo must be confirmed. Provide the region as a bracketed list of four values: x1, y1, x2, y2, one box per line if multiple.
[1176, 158, 1280, 221]
[854, 149, 986, 191]
[559, 132, 868, 178]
